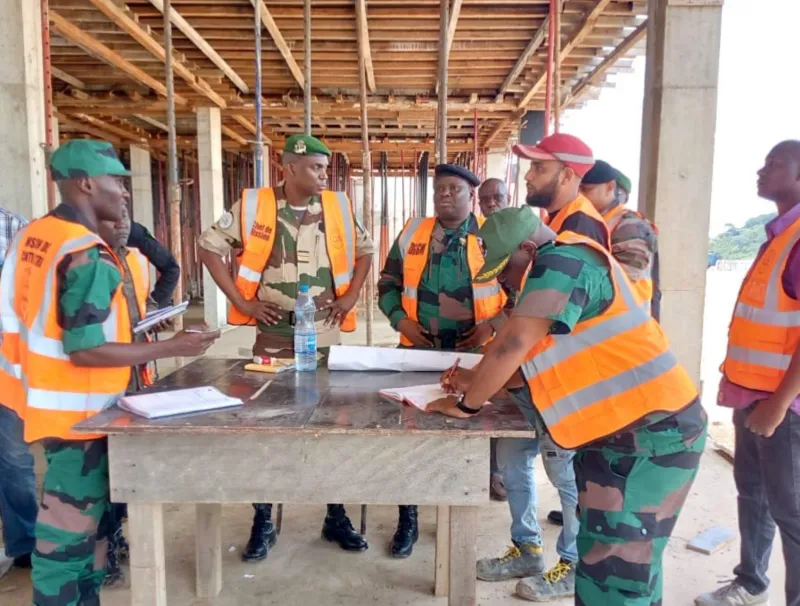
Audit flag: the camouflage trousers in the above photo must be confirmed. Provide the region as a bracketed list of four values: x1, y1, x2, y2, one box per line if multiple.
[573, 425, 708, 606]
[31, 438, 110, 606]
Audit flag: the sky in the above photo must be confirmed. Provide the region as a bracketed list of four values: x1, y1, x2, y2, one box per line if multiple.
[560, 0, 800, 236]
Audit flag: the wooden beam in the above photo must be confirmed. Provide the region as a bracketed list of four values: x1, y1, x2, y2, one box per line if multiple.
[50, 11, 188, 105]
[497, 15, 549, 99]
[67, 113, 149, 143]
[51, 66, 86, 90]
[146, 0, 249, 94]
[134, 114, 169, 132]
[517, 0, 612, 109]
[445, 0, 464, 61]
[483, 110, 522, 147]
[250, 0, 305, 89]
[355, 0, 376, 93]
[565, 20, 646, 107]
[231, 115, 273, 145]
[86, 0, 227, 108]
[220, 125, 248, 146]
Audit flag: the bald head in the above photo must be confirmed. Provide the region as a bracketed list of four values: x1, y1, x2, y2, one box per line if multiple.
[757, 140, 800, 207]
[478, 178, 508, 217]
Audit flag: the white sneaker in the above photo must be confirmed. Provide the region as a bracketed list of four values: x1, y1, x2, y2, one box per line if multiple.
[695, 581, 769, 606]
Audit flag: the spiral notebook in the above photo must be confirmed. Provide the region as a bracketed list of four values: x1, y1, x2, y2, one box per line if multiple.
[118, 386, 243, 419]
[380, 384, 489, 412]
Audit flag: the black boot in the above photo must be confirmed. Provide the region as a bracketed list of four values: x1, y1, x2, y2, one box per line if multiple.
[390, 505, 419, 558]
[242, 503, 278, 562]
[322, 504, 368, 552]
[547, 510, 564, 526]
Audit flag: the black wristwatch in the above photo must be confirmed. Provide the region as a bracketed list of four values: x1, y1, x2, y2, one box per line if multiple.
[455, 393, 482, 416]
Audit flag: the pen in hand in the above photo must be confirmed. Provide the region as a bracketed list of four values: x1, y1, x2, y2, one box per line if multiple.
[441, 357, 461, 394]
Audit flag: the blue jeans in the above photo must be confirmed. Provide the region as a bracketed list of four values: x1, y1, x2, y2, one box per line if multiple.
[496, 387, 579, 563]
[0, 405, 37, 557]
[733, 407, 800, 605]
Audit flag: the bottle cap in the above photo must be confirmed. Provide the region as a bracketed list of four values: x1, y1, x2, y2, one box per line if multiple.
[299, 284, 310, 293]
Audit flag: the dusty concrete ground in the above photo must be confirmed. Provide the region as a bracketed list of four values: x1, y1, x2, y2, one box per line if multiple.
[1, 296, 789, 605]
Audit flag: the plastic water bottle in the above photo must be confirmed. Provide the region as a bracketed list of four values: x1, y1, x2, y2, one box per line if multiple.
[294, 284, 318, 371]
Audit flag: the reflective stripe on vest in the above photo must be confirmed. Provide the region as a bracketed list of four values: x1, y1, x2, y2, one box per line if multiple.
[126, 247, 151, 316]
[397, 216, 505, 346]
[722, 215, 800, 391]
[230, 188, 359, 331]
[520, 231, 696, 449]
[5, 217, 131, 442]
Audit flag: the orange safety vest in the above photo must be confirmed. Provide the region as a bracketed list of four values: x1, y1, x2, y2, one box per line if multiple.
[229, 188, 359, 331]
[125, 247, 155, 387]
[0, 215, 132, 443]
[396, 216, 507, 347]
[722, 215, 800, 392]
[546, 194, 610, 248]
[520, 231, 697, 450]
[603, 204, 658, 308]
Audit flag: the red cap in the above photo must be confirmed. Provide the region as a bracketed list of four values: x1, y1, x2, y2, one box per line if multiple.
[512, 133, 595, 178]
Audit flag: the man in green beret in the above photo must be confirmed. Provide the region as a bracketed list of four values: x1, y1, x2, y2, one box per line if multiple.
[198, 134, 374, 560]
[0, 139, 219, 604]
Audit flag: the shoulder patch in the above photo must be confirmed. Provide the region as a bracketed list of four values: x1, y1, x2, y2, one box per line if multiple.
[218, 210, 234, 229]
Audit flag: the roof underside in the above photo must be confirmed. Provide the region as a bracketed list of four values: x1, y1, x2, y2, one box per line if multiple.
[50, 0, 648, 167]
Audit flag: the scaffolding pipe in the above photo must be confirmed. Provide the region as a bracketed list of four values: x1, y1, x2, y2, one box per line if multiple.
[164, 0, 184, 332]
[303, 0, 311, 135]
[254, 0, 264, 187]
[544, 0, 556, 136]
[437, 0, 448, 164]
[473, 108, 479, 213]
[553, 0, 562, 132]
[42, 0, 56, 210]
[357, 12, 374, 346]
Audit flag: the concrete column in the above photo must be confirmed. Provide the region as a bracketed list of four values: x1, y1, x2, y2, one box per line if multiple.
[485, 152, 507, 182]
[638, 0, 724, 384]
[130, 145, 154, 232]
[0, 0, 47, 219]
[261, 145, 271, 188]
[197, 107, 227, 329]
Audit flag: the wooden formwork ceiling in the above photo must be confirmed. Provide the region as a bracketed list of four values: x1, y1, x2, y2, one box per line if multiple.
[50, 0, 647, 167]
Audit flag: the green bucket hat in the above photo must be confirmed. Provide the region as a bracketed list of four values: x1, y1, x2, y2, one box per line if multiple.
[475, 206, 554, 283]
[283, 134, 331, 157]
[49, 139, 130, 182]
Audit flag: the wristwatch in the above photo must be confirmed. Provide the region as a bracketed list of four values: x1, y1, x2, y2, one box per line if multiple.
[454, 392, 482, 416]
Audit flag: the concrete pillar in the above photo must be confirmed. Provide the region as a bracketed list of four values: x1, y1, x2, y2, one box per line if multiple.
[130, 145, 154, 233]
[638, 0, 723, 384]
[0, 0, 47, 219]
[261, 145, 271, 188]
[485, 152, 507, 182]
[197, 107, 227, 329]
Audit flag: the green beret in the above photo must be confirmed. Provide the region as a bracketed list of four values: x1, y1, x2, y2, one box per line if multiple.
[49, 139, 130, 182]
[615, 171, 632, 194]
[283, 134, 331, 157]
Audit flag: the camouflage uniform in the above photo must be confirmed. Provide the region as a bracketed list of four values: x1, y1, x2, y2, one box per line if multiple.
[32, 204, 124, 605]
[377, 214, 482, 350]
[198, 188, 374, 357]
[511, 241, 707, 605]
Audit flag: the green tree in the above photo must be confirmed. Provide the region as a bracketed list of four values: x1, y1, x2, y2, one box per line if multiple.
[709, 213, 775, 260]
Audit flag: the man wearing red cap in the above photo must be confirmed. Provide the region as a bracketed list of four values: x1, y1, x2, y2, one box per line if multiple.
[513, 133, 610, 250]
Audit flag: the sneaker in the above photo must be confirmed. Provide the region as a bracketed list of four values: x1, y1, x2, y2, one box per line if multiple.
[516, 559, 576, 602]
[0, 553, 13, 580]
[477, 544, 545, 582]
[695, 581, 769, 606]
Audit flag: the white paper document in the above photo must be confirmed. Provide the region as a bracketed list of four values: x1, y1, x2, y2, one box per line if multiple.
[118, 386, 243, 419]
[328, 345, 482, 372]
[380, 384, 488, 411]
[133, 300, 189, 335]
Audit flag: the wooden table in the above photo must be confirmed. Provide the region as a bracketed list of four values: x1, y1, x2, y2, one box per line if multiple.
[77, 358, 536, 606]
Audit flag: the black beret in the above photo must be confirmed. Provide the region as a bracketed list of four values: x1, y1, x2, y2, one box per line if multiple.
[582, 159, 618, 185]
[434, 163, 481, 188]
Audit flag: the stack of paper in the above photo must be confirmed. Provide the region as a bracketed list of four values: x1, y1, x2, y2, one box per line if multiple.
[118, 386, 243, 419]
[380, 384, 488, 412]
[328, 345, 482, 372]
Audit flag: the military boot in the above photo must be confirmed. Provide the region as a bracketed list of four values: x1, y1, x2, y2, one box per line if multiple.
[477, 543, 545, 582]
[322, 504, 368, 552]
[390, 505, 419, 558]
[242, 503, 278, 562]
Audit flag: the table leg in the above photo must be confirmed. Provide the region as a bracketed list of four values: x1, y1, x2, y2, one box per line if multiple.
[128, 502, 167, 606]
[434, 505, 450, 597]
[195, 504, 223, 597]
[448, 506, 478, 606]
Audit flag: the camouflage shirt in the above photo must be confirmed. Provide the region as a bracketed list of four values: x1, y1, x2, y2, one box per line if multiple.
[51, 205, 123, 354]
[513, 241, 705, 453]
[197, 187, 374, 355]
[378, 215, 481, 351]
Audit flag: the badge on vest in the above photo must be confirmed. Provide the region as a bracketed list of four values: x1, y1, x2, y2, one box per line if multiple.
[218, 211, 234, 229]
[408, 243, 427, 256]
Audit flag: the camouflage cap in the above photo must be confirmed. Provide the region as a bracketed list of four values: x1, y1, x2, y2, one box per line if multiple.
[283, 134, 331, 157]
[615, 170, 632, 194]
[49, 139, 130, 182]
[474, 206, 555, 283]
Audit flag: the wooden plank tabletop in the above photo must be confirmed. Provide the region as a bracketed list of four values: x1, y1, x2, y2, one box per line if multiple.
[76, 358, 537, 438]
